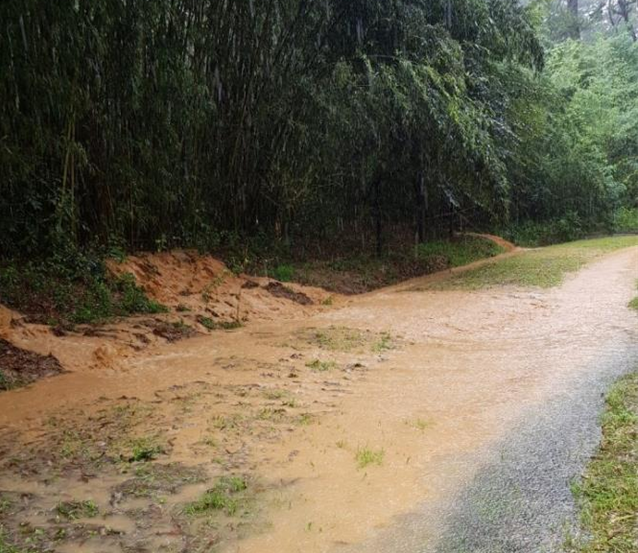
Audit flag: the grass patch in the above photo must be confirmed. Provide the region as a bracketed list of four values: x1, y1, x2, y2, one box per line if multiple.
[423, 236, 638, 290]
[184, 476, 248, 517]
[116, 463, 205, 498]
[415, 236, 504, 267]
[0, 531, 30, 553]
[372, 332, 394, 353]
[0, 496, 12, 516]
[127, 437, 164, 462]
[196, 316, 242, 331]
[55, 500, 99, 520]
[568, 373, 638, 552]
[298, 326, 366, 352]
[355, 446, 385, 469]
[305, 359, 337, 372]
[629, 297, 638, 311]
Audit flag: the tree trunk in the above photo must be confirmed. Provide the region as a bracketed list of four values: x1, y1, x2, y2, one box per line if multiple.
[374, 178, 383, 257]
[616, 0, 637, 41]
[567, 0, 581, 39]
[415, 170, 427, 243]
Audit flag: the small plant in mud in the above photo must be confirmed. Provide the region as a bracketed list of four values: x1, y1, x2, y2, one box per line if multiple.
[372, 332, 394, 353]
[297, 413, 313, 425]
[262, 389, 292, 401]
[409, 418, 431, 431]
[628, 297, 638, 311]
[219, 320, 243, 330]
[355, 446, 384, 469]
[55, 500, 99, 520]
[305, 359, 337, 372]
[201, 272, 230, 303]
[321, 296, 334, 306]
[210, 413, 244, 431]
[197, 316, 217, 330]
[314, 327, 364, 352]
[184, 476, 248, 517]
[199, 316, 243, 331]
[127, 437, 164, 462]
[256, 407, 287, 421]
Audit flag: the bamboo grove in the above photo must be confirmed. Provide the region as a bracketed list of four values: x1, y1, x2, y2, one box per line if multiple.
[1, 0, 637, 257]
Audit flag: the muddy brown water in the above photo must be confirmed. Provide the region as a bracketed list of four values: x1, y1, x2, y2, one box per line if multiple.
[0, 246, 637, 553]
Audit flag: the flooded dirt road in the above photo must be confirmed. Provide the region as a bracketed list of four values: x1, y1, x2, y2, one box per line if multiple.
[1, 244, 637, 553]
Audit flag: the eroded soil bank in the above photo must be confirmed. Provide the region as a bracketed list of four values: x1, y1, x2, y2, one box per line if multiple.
[0, 242, 636, 553]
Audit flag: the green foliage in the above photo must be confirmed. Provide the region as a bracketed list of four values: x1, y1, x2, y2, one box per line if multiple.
[355, 447, 385, 469]
[0, 254, 166, 326]
[504, 212, 585, 247]
[184, 476, 248, 517]
[128, 438, 163, 463]
[0, 0, 546, 259]
[0, 531, 31, 553]
[614, 207, 638, 233]
[0, 0, 635, 262]
[113, 274, 167, 316]
[272, 265, 295, 283]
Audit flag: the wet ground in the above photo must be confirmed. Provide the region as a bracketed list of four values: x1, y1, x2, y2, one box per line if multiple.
[0, 244, 636, 553]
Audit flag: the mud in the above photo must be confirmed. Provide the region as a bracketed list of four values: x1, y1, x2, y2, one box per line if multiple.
[0, 337, 64, 390]
[264, 282, 313, 305]
[0, 242, 636, 553]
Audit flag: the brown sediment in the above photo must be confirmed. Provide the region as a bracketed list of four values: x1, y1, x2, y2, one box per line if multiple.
[264, 281, 314, 305]
[0, 337, 64, 390]
[0, 243, 636, 553]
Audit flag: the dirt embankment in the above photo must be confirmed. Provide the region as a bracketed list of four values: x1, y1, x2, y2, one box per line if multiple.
[0, 251, 334, 387]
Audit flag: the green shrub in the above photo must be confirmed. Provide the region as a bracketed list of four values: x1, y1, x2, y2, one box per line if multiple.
[505, 212, 585, 247]
[614, 207, 638, 233]
[114, 273, 167, 315]
[272, 264, 295, 282]
[0, 258, 167, 326]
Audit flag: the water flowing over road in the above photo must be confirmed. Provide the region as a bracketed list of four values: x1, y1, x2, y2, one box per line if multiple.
[0, 244, 636, 553]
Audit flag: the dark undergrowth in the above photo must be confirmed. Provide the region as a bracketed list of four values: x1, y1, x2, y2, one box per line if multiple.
[260, 235, 505, 294]
[502, 209, 638, 248]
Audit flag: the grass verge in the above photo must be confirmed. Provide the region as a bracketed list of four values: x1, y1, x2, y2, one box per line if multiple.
[568, 373, 638, 552]
[422, 236, 638, 290]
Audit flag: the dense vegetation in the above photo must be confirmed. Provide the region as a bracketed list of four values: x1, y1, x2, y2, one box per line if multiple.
[2, 0, 637, 263]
